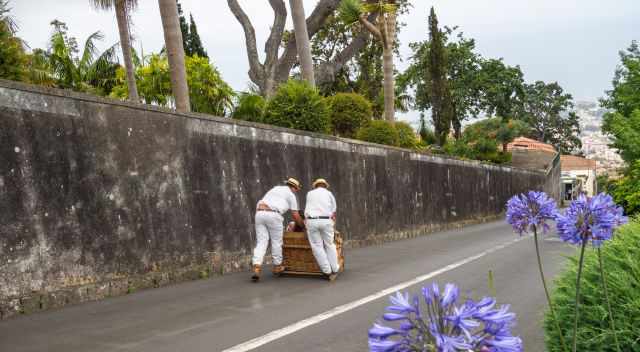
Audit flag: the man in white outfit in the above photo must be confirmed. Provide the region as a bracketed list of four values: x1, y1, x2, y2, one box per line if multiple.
[305, 178, 339, 281]
[252, 178, 304, 282]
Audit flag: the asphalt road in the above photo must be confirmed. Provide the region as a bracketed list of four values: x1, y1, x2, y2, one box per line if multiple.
[0, 220, 574, 351]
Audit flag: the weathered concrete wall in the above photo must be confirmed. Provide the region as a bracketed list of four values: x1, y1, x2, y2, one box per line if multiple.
[0, 80, 560, 318]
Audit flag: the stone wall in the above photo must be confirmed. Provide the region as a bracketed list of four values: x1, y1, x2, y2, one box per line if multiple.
[0, 80, 560, 318]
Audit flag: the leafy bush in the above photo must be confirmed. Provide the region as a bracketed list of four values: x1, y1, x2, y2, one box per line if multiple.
[0, 21, 27, 82]
[356, 120, 399, 146]
[395, 121, 419, 149]
[232, 92, 266, 123]
[610, 161, 640, 215]
[186, 55, 235, 116]
[327, 92, 372, 138]
[263, 80, 331, 133]
[111, 54, 235, 115]
[419, 125, 437, 146]
[544, 219, 640, 351]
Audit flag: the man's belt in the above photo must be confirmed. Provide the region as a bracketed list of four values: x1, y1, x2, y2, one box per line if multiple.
[307, 216, 331, 219]
[257, 209, 280, 213]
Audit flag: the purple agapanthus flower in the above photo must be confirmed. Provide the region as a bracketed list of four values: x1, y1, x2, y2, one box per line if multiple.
[506, 191, 558, 235]
[556, 193, 628, 247]
[368, 282, 522, 352]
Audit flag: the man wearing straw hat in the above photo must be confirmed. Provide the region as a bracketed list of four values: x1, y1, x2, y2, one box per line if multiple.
[251, 177, 304, 282]
[305, 178, 339, 281]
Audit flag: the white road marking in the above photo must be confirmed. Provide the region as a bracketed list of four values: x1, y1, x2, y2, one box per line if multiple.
[221, 236, 527, 352]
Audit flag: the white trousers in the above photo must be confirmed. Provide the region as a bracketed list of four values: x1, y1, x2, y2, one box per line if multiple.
[306, 219, 339, 274]
[252, 211, 284, 266]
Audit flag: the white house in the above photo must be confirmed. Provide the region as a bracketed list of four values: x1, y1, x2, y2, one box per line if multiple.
[561, 155, 597, 200]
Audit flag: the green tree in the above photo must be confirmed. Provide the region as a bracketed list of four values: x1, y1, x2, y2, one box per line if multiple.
[112, 53, 170, 105]
[602, 109, 640, 164]
[0, 0, 27, 82]
[602, 41, 640, 164]
[477, 58, 525, 120]
[400, 27, 482, 139]
[187, 14, 207, 58]
[112, 53, 234, 115]
[312, 1, 408, 119]
[327, 92, 372, 138]
[176, 1, 208, 59]
[227, 0, 383, 98]
[263, 80, 331, 133]
[176, 1, 189, 53]
[90, 0, 140, 102]
[339, 0, 398, 121]
[601, 41, 640, 118]
[517, 81, 582, 153]
[186, 55, 234, 115]
[455, 117, 526, 163]
[39, 20, 120, 95]
[610, 161, 640, 215]
[426, 7, 454, 145]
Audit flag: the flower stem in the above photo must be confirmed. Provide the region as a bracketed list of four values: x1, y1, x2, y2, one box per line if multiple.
[573, 238, 588, 352]
[533, 227, 568, 352]
[598, 247, 621, 351]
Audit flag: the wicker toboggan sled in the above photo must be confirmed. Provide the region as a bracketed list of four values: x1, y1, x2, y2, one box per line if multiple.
[281, 231, 345, 276]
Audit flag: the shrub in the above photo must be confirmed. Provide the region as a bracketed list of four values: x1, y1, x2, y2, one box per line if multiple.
[544, 218, 640, 351]
[232, 92, 266, 123]
[395, 121, 419, 149]
[419, 126, 437, 146]
[356, 120, 399, 146]
[186, 55, 235, 116]
[263, 80, 331, 133]
[610, 161, 640, 215]
[327, 92, 372, 138]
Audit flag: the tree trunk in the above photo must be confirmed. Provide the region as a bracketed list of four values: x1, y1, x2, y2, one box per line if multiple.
[382, 46, 394, 121]
[158, 0, 190, 112]
[382, 12, 395, 121]
[289, 0, 315, 86]
[115, 0, 139, 103]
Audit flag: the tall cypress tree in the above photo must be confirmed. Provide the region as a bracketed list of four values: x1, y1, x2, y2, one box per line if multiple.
[176, 0, 189, 53]
[427, 7, 454, 146]
[187, 14, 208, 58]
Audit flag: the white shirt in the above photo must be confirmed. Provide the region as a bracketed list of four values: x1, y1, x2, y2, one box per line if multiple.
[258, 185, 299, 214]
[305, 187, 337, 218]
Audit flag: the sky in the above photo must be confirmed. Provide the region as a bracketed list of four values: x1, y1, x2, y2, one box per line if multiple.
[9, 0, 640, 124]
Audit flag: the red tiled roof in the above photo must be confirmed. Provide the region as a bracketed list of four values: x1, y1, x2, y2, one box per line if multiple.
[506, 137, 556, 153]
[561, 155, 597, 171]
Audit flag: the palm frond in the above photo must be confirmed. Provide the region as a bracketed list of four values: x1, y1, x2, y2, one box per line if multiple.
[90, 0, 138, 11]
[80, 30, 105, 68]
[89, 0, 115, 10]
[338, 0, 363, 25]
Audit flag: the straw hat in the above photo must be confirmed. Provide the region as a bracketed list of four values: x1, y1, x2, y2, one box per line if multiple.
[312, 178, 329, 188]
[286, 177, 302, 190]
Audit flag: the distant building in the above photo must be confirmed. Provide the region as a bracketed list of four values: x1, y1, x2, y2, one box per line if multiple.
[561, 155, 597, 200]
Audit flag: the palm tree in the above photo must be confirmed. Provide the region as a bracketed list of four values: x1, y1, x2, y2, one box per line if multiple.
[158, 0, 190, 112]
[288, 0, 314, 86]
[339, 0, 397, 121]
[0, 0, 17, 34]
[44, 20, 120, 95]
[91, 0, 140, 102]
